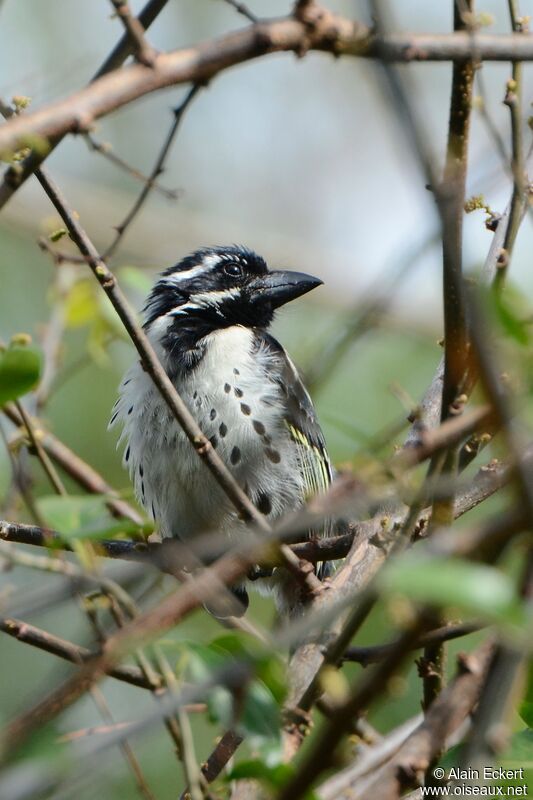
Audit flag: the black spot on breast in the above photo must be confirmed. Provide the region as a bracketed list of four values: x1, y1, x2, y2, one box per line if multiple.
[210, 408, 217, 420]
[219, 422, 227, 437]
[224, 383, 231, 393]
[141, 481, 145, 497]
[230, 446, 241, 465]
[151, 501, 156, 518]
[123, 379, 131, 386]
[265, 447, 281, 463]
[263, 434, 272, 445]
[233, 368, 240, 375]
[125, 445, 130, 463]
[257, 492, 272, 515]
[110, 410, 119, 425]
[128, 406, 134, 415]
[209, 434, 218, 449]
[240, 403, 251, 416]
[234, 387, 243, 398]
[139, 464, 144, 478]
[252, 420, 266, 436]
[193, 390, 198, 399]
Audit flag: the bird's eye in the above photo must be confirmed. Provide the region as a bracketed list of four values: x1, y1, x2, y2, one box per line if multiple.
[223, 262, 243, 277]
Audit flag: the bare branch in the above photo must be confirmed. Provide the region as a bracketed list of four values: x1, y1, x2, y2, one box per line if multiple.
[342, 644, 493, 800]
[109, 0, 157, 67]
[3, 403, 143, 524]
[84, 132, 178, 199]
[219, 0, 258, 23]
[0, 617, 153, 690]
[103, 84, 200, 259]
[2, 18, 533, 170]
[0, 0, 170, 207]
[342, 621, 484, 666]
[278, 614, 435, 800]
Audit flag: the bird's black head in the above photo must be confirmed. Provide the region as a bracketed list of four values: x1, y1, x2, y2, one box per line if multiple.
[144, 245, 322, 335]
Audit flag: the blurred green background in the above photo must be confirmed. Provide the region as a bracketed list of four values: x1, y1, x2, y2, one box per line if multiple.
[1, 1, 532, 798]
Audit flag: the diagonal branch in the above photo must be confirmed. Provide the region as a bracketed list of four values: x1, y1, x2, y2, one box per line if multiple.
[109, 0, 157, 67]
[0, 617, 152, 689]
[0, 0, 171, 208]
[103, 84, 200, 259]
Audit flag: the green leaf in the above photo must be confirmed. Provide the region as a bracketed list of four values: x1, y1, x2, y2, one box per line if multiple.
[519, 660, 533, 728]
[241, 680, 280, 741]
[175, 639, 282, 744]
[36, 494, 148, 541]
[378, 555, 527, 629]
[489, 284, 531, 346]
[226, 760, 294, 788]
[499, 728, 533, 771]
[210, 634, 287, 704]
[0, 342, 42, 405]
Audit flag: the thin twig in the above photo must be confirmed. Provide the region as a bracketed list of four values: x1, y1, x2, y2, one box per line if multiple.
[103, 84, 200, 259]
[219, 0, 257, 23]
[494, 0, 527, 289]
[14, 401, 67, 496]
[84, 133, 178, 198]
[342, 621, 483, 666]
[3, 403, 143, 524]
[0, 616, 154, 689]
[109, 0, 157, 66]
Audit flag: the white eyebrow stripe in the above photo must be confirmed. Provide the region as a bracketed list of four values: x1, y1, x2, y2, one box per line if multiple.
[163, 255, 221, 284]
[170, 288, 240, 315]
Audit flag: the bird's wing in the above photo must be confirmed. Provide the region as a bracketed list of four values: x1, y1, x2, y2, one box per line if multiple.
[258, 332, 332, 502]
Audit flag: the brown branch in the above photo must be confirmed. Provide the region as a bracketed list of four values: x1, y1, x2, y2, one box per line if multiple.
[13, 400, 67, 497]
[109, 0, 157, 66]
[437, 0, 474, 427]
[342, 621, 484, 666]
[0, 533, 273, 759]
[317, 714, 423, 800]
[2, 17, 533, 166]
[84, 132, 178, 199]
[3, 403, 143, 524]
[0, 0, 170, 208]
[35, 171, 270, 532]
[201, 729, 244, 784]
[0, 617, 155, 690]
[344, 643, 494, 800]
[278, 614, 434, 800]
[494, 0, 527, 289]
[454, 296, 533, 773]
[0, 436, 523, 567]
[420, 0, 475, 723]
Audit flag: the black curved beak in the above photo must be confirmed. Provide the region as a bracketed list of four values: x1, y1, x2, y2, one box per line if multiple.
[249, 270, 323, 310]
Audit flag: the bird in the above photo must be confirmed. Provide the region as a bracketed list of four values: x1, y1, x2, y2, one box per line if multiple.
[110, 245, 335, 616]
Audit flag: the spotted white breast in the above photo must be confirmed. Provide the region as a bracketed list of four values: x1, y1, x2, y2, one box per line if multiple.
[110, 325, 305, 542]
